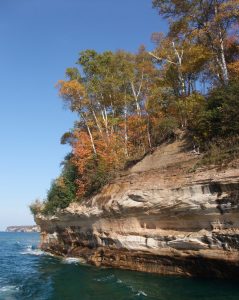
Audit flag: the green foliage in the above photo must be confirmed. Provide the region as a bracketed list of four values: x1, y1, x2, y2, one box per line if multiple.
[151, 117, 179, 145]
[42, 158, 78, 215]
[196, 136, 239, 166]
[83, 157, 114, 197]
[40, 78, 239, 215]
[29, 0, 239, 219]
[176, 93, 206, 127]
[152, 0, 239, 84]
[29, 199, 43, 216]
[65, 67, 81, 81]
[191, 81, 239, 145]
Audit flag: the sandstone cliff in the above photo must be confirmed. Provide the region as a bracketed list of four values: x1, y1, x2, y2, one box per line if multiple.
[35, 136, 239, 278]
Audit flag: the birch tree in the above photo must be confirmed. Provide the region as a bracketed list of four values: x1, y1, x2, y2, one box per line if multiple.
[152, 0, 239, 84]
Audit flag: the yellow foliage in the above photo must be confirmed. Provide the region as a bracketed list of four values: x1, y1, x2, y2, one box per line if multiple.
[57, 80, 86, 111]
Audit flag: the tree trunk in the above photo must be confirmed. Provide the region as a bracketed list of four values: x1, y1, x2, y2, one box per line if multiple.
[214, 4, 229, 84]
[147, 114, 152, 150]
[219, 31, 229, 83]
[130, 81, 142, 116]
[92, 109, 103, 135]
[124, 98, 129, 157]
[81, 113, 97, 155]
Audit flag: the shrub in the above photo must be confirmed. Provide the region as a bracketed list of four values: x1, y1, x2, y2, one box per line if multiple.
[83, 157, 114, 197]
[42, 159, 78, 215]
[151, 116, 179, 145]
[199, 136, 239, 166]
[29, 199, 43, 216]
[190, 81, 239, 146]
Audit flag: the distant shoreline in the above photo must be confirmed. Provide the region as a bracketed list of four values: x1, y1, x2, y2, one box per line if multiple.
[5, 225, 40, 233]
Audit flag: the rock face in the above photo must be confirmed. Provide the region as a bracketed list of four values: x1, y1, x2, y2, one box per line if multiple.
[36, 137, 239, 278]
[6, 225, 40, 233]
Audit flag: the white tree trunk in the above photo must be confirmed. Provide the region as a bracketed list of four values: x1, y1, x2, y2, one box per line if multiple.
[81, 113, 97, 155]
[124, 97, 129, 157]
[219, 32, 229, 83]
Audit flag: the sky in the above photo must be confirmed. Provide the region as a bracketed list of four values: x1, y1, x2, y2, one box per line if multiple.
[0, 0, 167, 230]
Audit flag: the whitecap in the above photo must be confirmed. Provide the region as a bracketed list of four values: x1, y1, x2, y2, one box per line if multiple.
[0, 285, 19, 296]
[62, 257, 86, 264]
[95, 274, 115, 282]
[20, 245, 44, 256]
[127, 285, 147, 297]
[136, 290, 147, 297]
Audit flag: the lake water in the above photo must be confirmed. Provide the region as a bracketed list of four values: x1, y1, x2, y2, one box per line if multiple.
[0, 232, 239, 300]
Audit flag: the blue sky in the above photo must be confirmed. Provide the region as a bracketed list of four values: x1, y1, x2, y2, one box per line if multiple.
[0, 0, 166, 230]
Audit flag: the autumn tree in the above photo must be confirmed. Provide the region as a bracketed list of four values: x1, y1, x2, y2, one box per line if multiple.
[56, 49, 160, 198]
[152, 0, 239, 84]
[32, 2, 239, 217]
[149, 33, 211, 96]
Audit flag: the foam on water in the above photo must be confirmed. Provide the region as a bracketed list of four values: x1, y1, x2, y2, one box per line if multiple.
[95, 274, 147, 297]
[136, 290, 147, 297]
[62, 257, 86, 264]
[20, 245, 45, 256]
[0, 286, 18, 293]
[131, 287, 147, 297]
[1, 232, 239, 300]
[0, 285, 19, 299]
[95, 274, 115, 282]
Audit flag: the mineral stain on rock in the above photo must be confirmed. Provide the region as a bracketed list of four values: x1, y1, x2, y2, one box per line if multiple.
[35, 137, 239, 278]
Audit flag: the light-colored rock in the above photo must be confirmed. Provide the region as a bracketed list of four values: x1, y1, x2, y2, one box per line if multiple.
[6, 225, 40, 233]
[35, 138, 239, 278]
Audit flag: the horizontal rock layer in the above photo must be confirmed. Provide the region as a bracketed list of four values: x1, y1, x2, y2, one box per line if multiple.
[36, 139, 239, 278]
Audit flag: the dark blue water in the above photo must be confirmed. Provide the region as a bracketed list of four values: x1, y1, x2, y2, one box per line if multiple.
[0, 232, 239, 300]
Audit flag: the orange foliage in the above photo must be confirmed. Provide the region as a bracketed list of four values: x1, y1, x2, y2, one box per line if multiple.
[228, 61, 239, 78]
[57, 80, 86, 111]
[72, 130, 125, 198]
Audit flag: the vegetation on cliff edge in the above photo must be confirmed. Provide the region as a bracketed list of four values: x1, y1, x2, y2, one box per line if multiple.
[30, 0, 239, 216]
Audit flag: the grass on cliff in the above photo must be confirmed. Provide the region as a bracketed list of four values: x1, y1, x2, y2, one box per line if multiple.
[193, 136, 239, 169]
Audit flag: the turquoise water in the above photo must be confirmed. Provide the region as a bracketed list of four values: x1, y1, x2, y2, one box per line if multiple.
[0, 232, 239, 300]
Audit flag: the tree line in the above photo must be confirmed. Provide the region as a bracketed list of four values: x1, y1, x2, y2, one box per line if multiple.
[30, 0, 239, 215]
